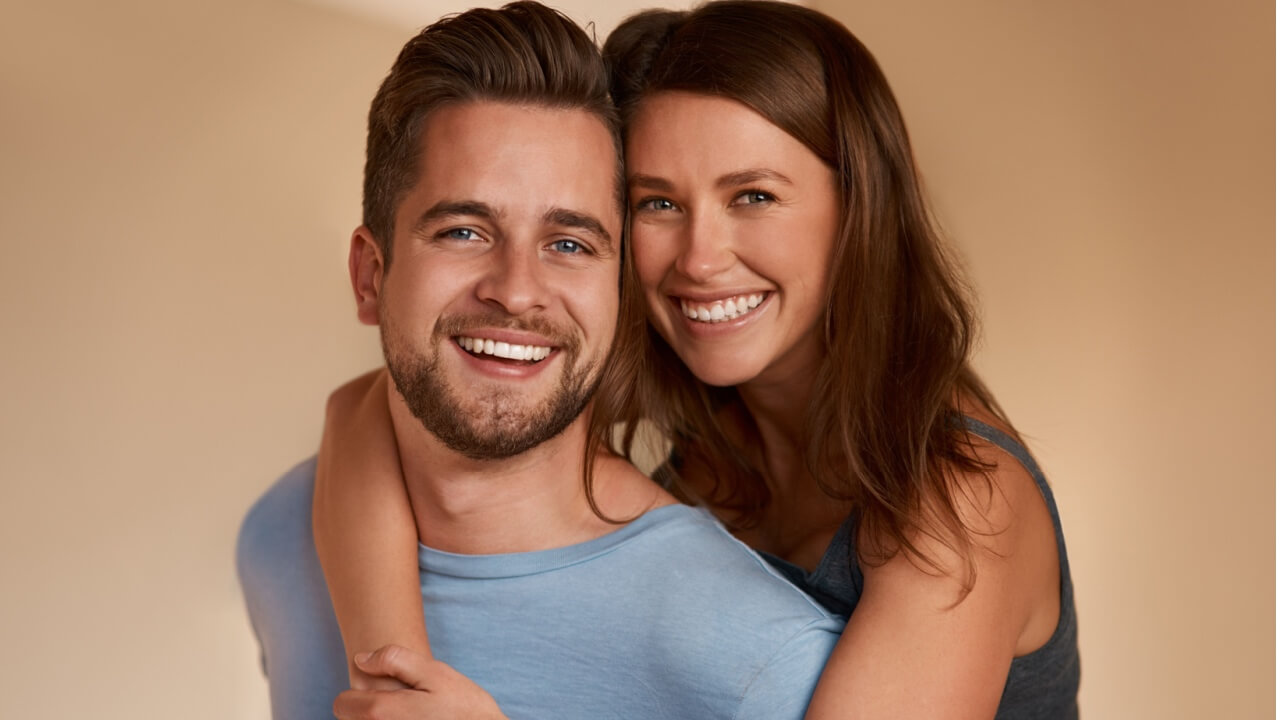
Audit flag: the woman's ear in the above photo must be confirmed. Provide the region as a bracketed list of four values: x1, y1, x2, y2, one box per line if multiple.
[348, 226, 385, 326]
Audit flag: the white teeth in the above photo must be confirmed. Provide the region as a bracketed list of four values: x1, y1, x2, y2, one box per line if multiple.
[679, 293, 768, 324]
[456, 336, 553, 361]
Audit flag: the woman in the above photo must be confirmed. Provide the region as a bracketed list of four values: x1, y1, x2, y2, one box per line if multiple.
[317, 2, 1080, 717]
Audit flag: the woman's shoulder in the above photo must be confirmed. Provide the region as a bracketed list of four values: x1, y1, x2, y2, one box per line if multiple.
[923, 403, 1066, 657]
[950, 405, 1057, 540]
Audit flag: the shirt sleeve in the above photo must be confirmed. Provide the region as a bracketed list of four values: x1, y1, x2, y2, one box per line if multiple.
[236, 459, 350, 720]
[733, 618, 842, 720]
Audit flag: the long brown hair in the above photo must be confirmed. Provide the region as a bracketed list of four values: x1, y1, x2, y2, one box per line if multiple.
[592, 0, 1013, 589]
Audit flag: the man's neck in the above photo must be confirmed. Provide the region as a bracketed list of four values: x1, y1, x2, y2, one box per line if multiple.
[388, 392, 665, 555]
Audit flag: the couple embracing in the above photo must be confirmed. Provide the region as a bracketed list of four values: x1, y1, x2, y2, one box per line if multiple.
[238, 2, 1080, 718]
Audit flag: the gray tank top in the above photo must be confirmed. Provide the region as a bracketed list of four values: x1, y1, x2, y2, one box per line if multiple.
[757, 417, 1080, 718]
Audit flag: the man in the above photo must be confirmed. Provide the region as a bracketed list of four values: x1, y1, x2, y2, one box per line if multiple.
[236, 4, 842, 719]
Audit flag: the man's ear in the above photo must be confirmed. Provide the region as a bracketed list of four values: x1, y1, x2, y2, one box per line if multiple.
[349, 226, 385, 326]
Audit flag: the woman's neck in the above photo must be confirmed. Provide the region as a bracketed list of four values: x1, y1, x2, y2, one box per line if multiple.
[721, 333, 856, 564]
[733, 331, 825, 493]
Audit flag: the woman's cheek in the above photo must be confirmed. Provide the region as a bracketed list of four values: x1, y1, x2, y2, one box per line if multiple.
[629, 227, 671, 295]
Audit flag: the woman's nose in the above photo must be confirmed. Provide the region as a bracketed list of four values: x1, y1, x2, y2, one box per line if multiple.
[674, 212, 736, 283]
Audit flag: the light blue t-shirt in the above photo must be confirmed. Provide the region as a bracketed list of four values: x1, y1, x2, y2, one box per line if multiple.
[237, 458, 843, 720]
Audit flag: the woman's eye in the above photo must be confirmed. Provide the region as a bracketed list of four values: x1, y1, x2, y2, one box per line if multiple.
[550, 239, 586, 254]
[731, 190, 776, 207]
[636, 197, 677, 212]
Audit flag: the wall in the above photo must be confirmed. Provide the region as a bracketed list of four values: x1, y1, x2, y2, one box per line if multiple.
[0, 0, 1272, 718]
[0, 1, 400, 717]
[810, 0, 1275, 717]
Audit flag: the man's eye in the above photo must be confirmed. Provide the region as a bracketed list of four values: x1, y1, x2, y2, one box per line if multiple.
[550, 239, 586, 254]
[440, 228, 480, 241]
[636, 197, 677, 212]
[731, 190, 776, 207]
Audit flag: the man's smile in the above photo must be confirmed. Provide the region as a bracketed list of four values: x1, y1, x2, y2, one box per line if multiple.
[456, 335, 553, 363]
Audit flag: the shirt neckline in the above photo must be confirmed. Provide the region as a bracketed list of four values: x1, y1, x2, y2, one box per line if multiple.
[417, 503, 702, 579]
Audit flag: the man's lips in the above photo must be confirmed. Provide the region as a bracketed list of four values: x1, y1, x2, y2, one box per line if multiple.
[455, 335, 552, 362]
[446, 326, 572, 365]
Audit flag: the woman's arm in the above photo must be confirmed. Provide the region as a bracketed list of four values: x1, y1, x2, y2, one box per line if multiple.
[312, 368, 430, 690]
[803, 450, 1061, 719]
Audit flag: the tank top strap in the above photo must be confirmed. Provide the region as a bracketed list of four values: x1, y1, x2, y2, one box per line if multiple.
[956, 415, 1074, 603]
[957, 416, 1040, 480]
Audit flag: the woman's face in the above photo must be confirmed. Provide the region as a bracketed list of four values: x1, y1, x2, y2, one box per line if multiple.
[626, 92, 840, 389]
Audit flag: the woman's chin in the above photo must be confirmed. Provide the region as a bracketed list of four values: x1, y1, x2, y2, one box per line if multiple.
[648, 315, 773, 388]
[676, 353, 765, 389]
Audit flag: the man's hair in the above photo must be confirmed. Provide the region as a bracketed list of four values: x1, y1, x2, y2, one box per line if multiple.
[363, 1, 623, 265]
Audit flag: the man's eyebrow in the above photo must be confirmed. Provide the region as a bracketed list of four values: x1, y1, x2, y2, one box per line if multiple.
[627, 173, 674, 192]
[411, 200, 499, 235]
[716, 168, 794, 189]
[544, 207, 614, 253]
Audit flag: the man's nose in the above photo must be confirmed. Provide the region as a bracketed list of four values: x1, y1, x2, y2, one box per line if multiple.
[674, 211, 737, 283]
[474, 243, 551, 315]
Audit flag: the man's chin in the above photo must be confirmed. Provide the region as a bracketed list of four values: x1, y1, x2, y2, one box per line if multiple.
[386, 341, 601, 461]
[409, 385, 594, 458]
[429, 408, 580, 461]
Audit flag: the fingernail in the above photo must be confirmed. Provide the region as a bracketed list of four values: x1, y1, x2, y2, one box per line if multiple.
[354, 652, 371, 665]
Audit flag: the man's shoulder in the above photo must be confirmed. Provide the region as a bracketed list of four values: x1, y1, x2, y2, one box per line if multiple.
[588, 505, 842, 719]
[604, 504, 845, 661]
[625, 505, 840, 615]
[234, 457, 349, 720]
[236, 457, 318, 593]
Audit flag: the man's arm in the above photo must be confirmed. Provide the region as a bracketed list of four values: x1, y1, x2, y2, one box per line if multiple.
[237, 459, 352, 720]
[735, 618, 843, 720]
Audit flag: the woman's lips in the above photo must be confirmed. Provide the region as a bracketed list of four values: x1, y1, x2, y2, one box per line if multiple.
[675, 292, 770, 324]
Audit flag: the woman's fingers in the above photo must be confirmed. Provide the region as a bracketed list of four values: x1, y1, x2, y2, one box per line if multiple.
[333, 688, 421, 720]
[354, 644, 435, 689]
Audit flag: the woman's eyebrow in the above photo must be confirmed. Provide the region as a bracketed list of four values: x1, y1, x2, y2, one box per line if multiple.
[716, 168, 793, 188]
[628, 173, 674, 192]
[627, 169, 794, 192]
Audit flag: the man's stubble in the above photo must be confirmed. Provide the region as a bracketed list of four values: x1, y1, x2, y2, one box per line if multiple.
[382, 310, 604, 461]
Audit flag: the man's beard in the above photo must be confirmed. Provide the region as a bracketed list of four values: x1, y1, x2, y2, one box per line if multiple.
[382, 312, 602, 461]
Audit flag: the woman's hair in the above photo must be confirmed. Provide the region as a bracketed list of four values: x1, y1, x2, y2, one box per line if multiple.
[591, 0, 1013, 590]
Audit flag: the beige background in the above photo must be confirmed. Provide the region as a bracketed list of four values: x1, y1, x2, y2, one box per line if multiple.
[0, 0, 1271, 718]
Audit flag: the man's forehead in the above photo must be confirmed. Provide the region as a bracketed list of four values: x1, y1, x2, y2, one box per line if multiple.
[417, 100, 617, 169]
[399, 101, 622, 235]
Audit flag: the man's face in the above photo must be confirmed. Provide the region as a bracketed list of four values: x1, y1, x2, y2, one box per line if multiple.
[363, 101, 622, 460]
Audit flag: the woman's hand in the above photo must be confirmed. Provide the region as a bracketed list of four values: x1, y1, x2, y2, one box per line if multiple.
[333, 645, 508, 720]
